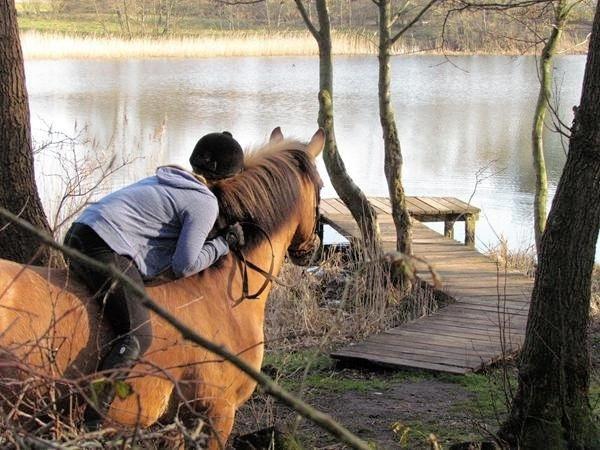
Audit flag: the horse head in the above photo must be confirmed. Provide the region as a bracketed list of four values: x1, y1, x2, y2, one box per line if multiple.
[211, 128, 324, 268]
[287, 129, 324, 266]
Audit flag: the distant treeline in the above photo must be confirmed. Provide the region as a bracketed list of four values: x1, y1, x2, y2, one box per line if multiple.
[17, 0, 595, 53]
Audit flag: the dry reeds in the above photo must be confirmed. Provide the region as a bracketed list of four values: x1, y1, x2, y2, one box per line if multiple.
[0, 365, 209, 448]
[21, 30, 391, 59]
[486, 240, 600, 317]
[486, 238, 537, 278]
[20, 28, 588, 59]
[265, 244, 440, 353]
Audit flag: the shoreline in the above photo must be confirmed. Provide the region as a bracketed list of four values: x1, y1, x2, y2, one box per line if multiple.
[21, 31, 588, 60]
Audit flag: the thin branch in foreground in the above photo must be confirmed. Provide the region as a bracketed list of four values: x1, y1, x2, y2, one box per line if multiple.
[0, 206, 372, 450]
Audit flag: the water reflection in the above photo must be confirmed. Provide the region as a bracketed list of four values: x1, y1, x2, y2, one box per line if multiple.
[25, 55, 595, 257]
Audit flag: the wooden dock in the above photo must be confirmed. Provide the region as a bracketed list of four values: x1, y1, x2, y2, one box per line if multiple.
[322, 197, 532, 374]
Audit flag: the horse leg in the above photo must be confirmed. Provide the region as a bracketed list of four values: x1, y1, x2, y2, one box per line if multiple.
[107, 370, 177, 427]
[205, 400, 236, 450]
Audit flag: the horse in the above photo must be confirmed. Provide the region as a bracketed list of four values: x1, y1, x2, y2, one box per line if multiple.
[0, 128, 324, 448]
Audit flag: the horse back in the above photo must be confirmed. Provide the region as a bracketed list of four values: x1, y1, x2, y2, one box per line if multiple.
[0, 258, 108, 378]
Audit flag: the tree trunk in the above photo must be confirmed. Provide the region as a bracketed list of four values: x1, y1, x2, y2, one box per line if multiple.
[265, 0, 271, 27]
[532, 0, 568, 254]
[277, 1, 283, 28]
[121, 0, 132, 39]
[499, 3, 600, 448]
[296, 0, 382, 251]
[0, 0, 53, 265]
[377, 0, 412, 258]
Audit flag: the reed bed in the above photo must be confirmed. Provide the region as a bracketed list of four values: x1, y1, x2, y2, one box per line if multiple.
[265, 246, 439, 353]
[21, 29, 589, 59]
[21, 30, 402, 59]
[486, 240, 600, 317]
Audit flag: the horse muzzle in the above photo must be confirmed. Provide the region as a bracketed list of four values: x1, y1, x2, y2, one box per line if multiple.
[288, 234, 321, 266]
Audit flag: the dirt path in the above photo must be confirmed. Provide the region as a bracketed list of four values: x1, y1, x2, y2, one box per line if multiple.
[232, 364, 506, 449]
[294, 378, 479, 448]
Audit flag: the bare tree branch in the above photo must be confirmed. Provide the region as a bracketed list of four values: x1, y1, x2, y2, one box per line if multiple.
[294, 0, 321, 42]
[456, 0, 553, 11]
[390, 1, 411, 27]
[391, 0, 439, 45]
[213, 0, 265, 5]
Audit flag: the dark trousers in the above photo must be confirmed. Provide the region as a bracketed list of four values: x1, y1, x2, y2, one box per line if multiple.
[64, 223, 152, 358]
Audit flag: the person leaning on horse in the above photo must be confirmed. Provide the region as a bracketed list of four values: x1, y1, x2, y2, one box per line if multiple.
[63, 131, 245, 422]
[0, 128, 324, 447]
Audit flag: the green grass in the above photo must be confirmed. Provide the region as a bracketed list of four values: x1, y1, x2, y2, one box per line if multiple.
[591, 378, 600, 416]
[391, 419, 483, 449]
[448, 371, 515, 418]
[17, 13, 302, 37]
[264, 348, 515, 401]
[263, 349, 335, 376]
[263, 349, 435, 393]
[263, 350, 387, 392]
[387, 371, 516, 448]
[302, 373, 391, 393]
[18, 14, 121, 35]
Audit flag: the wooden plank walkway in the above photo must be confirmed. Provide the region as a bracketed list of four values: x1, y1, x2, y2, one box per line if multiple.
[321, 196, 481, 245]
[323, 197, 533, 374]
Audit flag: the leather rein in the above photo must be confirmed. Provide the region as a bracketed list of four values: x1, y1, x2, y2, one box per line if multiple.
[231, 188, 321, 306]
[231, 222, 297, 306]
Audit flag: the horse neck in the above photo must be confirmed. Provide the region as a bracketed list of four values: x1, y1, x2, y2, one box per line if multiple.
[229, 223, 297, 317]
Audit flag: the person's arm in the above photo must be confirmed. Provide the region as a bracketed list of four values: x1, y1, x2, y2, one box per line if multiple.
[171, 195, 229, 278]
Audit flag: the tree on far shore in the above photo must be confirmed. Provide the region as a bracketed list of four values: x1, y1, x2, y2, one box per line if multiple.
[0, 0, 53, 265]
[499, 1, 600, 446]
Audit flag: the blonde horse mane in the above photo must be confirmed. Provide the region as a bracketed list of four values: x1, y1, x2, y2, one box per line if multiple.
[211, 139, 322, 250]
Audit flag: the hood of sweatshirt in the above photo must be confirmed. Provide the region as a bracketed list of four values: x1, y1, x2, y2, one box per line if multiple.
[155, 166, 208, 192]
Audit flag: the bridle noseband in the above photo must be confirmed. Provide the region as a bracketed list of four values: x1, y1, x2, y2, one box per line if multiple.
[288, 184, 321, 263]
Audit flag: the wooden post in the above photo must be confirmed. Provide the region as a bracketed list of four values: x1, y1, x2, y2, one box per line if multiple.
[444, 219, 454, 239]
[465, 214, 476, 246]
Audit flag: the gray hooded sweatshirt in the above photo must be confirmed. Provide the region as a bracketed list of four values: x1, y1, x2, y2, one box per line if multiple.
[75, 166, 229, 278]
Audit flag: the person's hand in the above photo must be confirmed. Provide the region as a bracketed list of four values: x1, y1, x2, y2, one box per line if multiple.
[222, 222, 245, 251]
[144, 267, 177, 286]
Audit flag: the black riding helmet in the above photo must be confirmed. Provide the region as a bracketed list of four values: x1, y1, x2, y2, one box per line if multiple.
[190, 131, 244, 180]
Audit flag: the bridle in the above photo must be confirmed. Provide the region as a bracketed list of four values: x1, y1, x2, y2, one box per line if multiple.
[231, 181, 322, 306]
[288, 182, 321, 264]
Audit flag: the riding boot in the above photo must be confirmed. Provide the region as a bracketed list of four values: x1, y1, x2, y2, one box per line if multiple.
[101, 335, 141, 374]
[84, 335, 141, 429]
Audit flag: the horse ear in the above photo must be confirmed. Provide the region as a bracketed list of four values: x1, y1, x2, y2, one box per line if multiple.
[270, 127, 283, 142]
[306, 128, 325, 158]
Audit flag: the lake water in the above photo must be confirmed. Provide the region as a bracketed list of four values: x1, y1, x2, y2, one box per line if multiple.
[24, 55, 597, 258]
